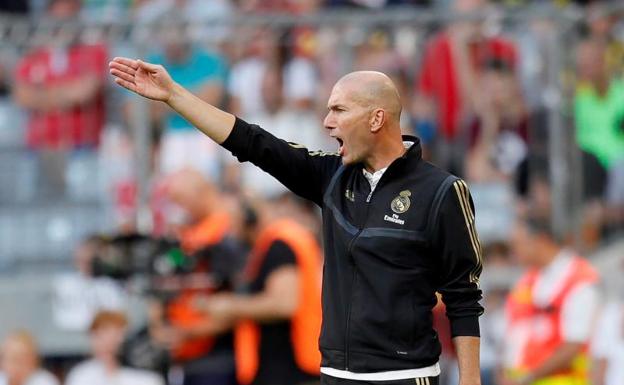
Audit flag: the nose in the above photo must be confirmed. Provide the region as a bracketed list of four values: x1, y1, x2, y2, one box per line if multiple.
[323, 112, 335, 131]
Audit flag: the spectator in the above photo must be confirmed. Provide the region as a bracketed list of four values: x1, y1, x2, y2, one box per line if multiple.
[574, 38, 624, 242]
[148, 169, 244, 385]
[228, 28, 278, 119]
[239, 64, 332, 197]
[144, 20, 229, 180]
[283, 28, 320, 111]
[584, 2, 624, 78]
[575, 39, 624, 171]
[414, 0, 517, 175]
[503, 216, 601, 385]
[13, 0, 108, 151]
[0, 331, 58, 385]
[51, 235, 127, 331]
[196, 197, 322, 385]
[465, 58, 528, 185]
[65, 310, 164, 385]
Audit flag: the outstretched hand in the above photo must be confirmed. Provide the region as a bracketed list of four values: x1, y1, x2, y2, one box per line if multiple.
[109, 57, 174, 102]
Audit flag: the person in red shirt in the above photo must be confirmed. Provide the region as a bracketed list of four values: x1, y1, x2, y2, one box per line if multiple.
[413, 0, 517, 175]
[13, 0, 108, 150]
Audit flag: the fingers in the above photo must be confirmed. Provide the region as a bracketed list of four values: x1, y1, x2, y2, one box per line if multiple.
[137, 59, 160, 72]
[111, 56, 138, 70]
[109, 60, 136, 76]
[110, 68, 136, 83]
[114, 77, 137, 93]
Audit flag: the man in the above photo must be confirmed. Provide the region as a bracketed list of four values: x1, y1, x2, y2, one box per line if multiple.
[109, 57, 484, 385]
[65, 310, 164, 385]
[196, 197, 323, 385]
[149, 169, 243, 385]
[504, 217, 600, 385]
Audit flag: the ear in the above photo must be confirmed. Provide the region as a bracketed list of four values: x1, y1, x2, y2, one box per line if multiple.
[369, 109, 385, 133]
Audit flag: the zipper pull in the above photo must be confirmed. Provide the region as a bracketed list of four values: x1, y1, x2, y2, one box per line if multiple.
[366, 191, 373, 202]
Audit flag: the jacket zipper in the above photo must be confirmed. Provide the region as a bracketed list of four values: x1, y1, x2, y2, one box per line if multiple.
[344, 228, 362, 371]
[343, 163, 400, 370]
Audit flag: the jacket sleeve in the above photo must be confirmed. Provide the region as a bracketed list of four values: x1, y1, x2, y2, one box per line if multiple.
[221, 117, 342, 205]
[432, 179, 484, 337]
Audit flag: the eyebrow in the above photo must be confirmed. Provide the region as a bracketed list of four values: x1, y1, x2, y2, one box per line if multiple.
[328, 104, 347, 110]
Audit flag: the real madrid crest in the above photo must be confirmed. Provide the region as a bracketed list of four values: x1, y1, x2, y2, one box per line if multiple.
[391, 190, 411, 214]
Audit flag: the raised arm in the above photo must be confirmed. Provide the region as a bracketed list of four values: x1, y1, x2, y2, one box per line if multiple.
[109, 57, 235, 143]
[109, 57, 341, 204]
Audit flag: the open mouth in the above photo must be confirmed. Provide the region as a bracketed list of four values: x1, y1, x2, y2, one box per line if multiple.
[336, 138, 344, 156]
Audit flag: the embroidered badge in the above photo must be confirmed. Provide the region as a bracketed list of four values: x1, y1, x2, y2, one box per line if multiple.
[391, 190, 411, 214]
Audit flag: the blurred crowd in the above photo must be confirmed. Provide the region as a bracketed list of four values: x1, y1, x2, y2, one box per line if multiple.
[0, 0, 623, 385]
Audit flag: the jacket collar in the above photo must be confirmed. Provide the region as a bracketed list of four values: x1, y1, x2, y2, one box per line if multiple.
[354, 135, 423, 174]
[400, 135, 422, 161]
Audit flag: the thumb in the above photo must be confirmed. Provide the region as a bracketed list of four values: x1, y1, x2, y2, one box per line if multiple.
[137, 59, 160, 72]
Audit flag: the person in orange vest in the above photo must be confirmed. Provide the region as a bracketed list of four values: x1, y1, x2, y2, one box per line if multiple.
[502, 216, 601, 385]
[195, 197, 323, 385]
[148, 168, 244, 385]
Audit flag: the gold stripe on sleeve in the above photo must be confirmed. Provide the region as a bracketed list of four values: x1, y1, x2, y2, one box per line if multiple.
[452, 180, 483, 285]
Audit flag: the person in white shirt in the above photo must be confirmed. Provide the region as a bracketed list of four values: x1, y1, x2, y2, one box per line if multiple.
[0, 331, 59, 385]
[65, 310, 164, 385]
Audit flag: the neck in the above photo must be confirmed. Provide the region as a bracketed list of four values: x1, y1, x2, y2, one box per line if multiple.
[363, 131, 405, 173]
[96, 355, 119, 374]
[535, 245, 562, 269]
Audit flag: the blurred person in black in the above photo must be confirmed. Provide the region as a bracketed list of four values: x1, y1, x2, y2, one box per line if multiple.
[0, 331, 58, 385]
[147, 168, 243, 385]
[110, 58, 483, 385]
[195, 196, 323, 385]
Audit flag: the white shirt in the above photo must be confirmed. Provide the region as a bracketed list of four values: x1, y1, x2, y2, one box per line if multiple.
[65, 360, 164, 385]
[52, 273, 126, 331]
[591, 301, 624, 385]
[0, 369, 59, 385]
[228, 58, 267, 119]
[362, 141, 413, 193]
[362, 167, 388, 193]
[283, 57, 317, 102]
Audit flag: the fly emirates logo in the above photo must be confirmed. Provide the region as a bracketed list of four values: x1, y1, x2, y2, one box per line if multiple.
[384, 213, 404, 225]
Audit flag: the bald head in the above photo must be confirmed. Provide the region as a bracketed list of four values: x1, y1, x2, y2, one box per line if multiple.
[165, 168, 218, 221]
[324, 71, 407, 170]
[334, 71, 402, 124]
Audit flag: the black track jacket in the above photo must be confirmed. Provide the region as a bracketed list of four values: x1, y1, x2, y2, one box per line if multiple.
[222, 118, 484, 373]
